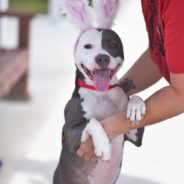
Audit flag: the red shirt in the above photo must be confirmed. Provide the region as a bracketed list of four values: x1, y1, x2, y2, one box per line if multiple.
[141, 0, 184, 82]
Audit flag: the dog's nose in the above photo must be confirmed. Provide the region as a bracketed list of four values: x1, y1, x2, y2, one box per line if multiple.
[95, 54, 110, 68]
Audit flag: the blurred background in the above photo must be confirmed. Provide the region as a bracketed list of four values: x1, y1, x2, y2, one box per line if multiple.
[0, 0, 184, 184]
[9, 0, 48, 13]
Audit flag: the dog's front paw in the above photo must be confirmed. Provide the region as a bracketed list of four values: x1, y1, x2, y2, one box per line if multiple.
[81, 119, 111, 161]
[127, 96, 146, 125]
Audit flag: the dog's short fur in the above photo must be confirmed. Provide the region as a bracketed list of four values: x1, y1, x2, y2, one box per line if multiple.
[53, 28, 145, 184]
[54, 1, 146, 183]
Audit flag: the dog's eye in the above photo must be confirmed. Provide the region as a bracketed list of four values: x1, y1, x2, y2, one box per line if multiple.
[84, 44, 92, 49]
[111, 43, 118, 49]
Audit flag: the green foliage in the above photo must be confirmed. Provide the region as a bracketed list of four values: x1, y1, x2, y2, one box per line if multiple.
[9, 0, 48, 13]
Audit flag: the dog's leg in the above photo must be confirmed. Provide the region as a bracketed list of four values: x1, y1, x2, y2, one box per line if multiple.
[62, 98, 89, 153]
[125, 127, 145, 147]
[125, 96, 146, 147]
[127, 95, 146, 124]
[81, 119, 111, 161]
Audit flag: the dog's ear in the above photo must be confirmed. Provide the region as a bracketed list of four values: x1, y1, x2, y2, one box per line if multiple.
[61, 0, 93, 31]
[93, 0, 120, 29]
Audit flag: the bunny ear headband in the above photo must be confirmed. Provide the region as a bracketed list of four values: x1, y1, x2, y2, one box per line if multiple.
[61, 0, 120, 31]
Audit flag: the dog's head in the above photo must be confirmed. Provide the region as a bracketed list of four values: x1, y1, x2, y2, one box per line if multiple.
[62, 0, 123, 91]
[75, 28, 124, 91]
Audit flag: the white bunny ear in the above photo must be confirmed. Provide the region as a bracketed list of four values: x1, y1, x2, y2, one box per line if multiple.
[93, 0, 120, 28]
[61, 0, 93, 31]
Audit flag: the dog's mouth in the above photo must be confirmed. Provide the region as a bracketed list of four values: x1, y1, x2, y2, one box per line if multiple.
[81, 64, 120, 91]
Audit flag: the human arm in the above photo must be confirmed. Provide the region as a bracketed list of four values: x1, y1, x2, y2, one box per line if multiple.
[103, 0, 184, 137]
[77, 72, 184, 161]
[119, 48, 162, 96]
[103, 73, 184, 138]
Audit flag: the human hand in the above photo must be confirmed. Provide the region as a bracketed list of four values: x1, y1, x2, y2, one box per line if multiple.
[77, 119, 111, 162]
[77, 136, 98, 163]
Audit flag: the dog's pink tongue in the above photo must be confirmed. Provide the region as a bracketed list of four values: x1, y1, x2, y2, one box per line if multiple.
[93, 70, 110, 91]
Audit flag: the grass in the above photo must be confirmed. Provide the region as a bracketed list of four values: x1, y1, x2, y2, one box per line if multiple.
[9, 0, 48, 13]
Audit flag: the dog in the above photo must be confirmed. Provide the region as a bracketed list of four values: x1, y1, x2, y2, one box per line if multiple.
[54, 1, 146, 184]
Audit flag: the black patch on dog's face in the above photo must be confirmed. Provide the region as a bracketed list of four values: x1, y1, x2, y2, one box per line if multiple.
[101, 29, 124, 59]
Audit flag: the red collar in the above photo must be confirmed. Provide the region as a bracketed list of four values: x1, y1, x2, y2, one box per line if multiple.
[77, 78, 119, 91]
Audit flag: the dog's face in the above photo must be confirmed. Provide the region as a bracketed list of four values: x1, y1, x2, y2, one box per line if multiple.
[75, 28, 124, 91]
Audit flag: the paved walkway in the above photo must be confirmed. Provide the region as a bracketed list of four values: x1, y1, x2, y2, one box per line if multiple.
[0, 1, 184, 184]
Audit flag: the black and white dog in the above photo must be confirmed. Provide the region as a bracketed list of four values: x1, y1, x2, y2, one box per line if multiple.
[54, 1, 146, 184]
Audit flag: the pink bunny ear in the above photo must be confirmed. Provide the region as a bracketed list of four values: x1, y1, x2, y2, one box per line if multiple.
[94, 0, 120, 28]
[61, 0, 93, 31]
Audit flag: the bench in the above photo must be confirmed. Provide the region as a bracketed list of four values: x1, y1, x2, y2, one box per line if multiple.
[0, 11, 35, 100]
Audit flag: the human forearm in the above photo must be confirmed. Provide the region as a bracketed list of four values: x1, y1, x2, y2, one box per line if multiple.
[102, 85, 184, 138]
[77, 74, 184, 161]
[120, 49, 162, 96]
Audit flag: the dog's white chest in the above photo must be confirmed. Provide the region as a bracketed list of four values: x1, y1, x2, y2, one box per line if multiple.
[79, 87, 128, 184]
[79, 87, 128, 121]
